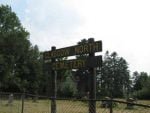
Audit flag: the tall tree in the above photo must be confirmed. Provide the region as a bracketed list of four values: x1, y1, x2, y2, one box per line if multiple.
[0, 5, 42, 93]
[0, 5, 29, 92]
[133, 72, 148, 91]
[132, 71, 150, 99]
[101, 51, 130, 98]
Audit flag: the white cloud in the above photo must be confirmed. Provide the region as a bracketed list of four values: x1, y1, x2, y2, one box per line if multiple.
[1, 0, 150, 73]
[21, 0, 82, 51]
[66, 0, 150, 72]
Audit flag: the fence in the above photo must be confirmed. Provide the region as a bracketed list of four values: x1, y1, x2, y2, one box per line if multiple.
[0, 92, 150, 113]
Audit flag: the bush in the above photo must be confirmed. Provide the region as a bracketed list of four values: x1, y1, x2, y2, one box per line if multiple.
[60, 76, 77, 98]
[135, 88, 150, 99]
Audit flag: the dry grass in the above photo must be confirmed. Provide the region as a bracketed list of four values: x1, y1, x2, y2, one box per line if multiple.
[0, 99, 150, 113]
[0, 100, 22, 113]
[0, 99, 50, 113]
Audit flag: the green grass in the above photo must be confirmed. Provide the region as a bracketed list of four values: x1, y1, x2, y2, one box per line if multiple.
[0, 99, 149, 113]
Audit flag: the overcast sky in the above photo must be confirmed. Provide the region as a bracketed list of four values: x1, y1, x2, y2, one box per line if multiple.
[1, 0, 150, 74]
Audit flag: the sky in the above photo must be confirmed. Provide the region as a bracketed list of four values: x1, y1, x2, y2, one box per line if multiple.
[0, 0, 150, 74]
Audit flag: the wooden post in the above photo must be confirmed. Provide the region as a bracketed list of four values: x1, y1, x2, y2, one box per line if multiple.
[21, 93, 25, 113]
[110, 99, 113, 113]
[88, 38, 96, 113]
[51, 46, 57, 113]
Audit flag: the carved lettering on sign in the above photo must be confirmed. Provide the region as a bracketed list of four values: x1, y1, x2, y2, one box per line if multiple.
[52, 56, 102, 70]
[43, 41, 102, 59]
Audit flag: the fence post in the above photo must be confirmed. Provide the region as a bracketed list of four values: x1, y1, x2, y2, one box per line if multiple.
[88, 38, 96, 113]
[51, 46, 57, 113]
[109, 99, 113, 113]
[21, 93, 25, 113]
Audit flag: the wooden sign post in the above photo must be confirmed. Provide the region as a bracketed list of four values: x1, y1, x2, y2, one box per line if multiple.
[43, 38, 102, 113]
[51, 46, 57, 113]
[88, 38, 96, 113]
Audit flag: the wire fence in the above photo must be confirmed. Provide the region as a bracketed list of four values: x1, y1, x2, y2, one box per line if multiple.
[0, 92, 150, 113]
[55, 98, 150, 113]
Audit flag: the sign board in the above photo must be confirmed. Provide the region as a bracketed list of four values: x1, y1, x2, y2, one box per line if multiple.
[43, 41, 102, 60]
[43, 39, 102, 113]
[52, 56, 102, 70]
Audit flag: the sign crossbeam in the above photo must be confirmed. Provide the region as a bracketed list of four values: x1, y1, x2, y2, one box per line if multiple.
[52, 56, 102, 70]
[44, 41, 102, 60]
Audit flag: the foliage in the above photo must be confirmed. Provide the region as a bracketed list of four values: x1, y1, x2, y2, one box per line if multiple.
[59, 70, 77, 97]
[132, 72, 150, 99]
[133, 72, 148, 91]
[0, 5, 43, 93]
[100, 51, 130, 98]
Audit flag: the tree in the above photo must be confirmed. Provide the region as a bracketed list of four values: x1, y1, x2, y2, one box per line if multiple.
[24, 45, 43, 94]
[0, 5, 29, 91]
[133, 72, 148, 91]
[58, 70, 77, 97]
[0, 5, 42, 93]
[132, 72, 150, 99]
[100, 51, 130, 98]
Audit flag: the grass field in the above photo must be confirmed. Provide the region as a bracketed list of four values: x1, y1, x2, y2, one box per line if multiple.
[0, 99, 150, 113]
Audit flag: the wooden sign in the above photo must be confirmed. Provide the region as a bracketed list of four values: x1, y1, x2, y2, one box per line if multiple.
[43, 39, 102, 113]
[43, 41, 102, 60]
[52, 56, 102, 70]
